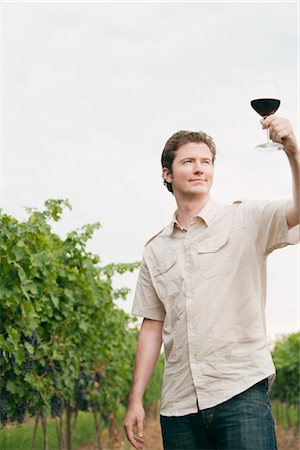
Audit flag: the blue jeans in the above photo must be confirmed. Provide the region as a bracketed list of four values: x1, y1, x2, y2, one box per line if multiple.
[160, 379, 277, 450]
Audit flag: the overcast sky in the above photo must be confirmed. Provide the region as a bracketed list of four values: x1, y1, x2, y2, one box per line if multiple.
[1, 1, 299, 340]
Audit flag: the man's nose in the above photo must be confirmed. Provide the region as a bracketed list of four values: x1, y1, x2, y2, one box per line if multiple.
[193, 162, 204, 173]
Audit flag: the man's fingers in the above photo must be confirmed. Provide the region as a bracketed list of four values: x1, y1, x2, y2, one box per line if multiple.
[133, 433, 145, 443]
[268, 121, 294, 144]
[123, 419, 144, 449]
[125, 429, 143, 449]
[123, 423, 136, 447]
[260, 114, 275, 128]
[261, 116, 292, 132]
[137, 418, 144, 439]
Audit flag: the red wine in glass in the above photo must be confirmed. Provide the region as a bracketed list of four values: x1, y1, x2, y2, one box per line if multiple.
[250, 98, 283, 152]
[251, 98, 280, 117]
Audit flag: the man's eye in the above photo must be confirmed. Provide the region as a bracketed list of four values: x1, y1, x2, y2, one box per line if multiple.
[183, 160, 192, 164]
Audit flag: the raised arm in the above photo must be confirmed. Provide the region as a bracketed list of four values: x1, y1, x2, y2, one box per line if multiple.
[123, 318, 163, 450]
[262, 115, 300, 229]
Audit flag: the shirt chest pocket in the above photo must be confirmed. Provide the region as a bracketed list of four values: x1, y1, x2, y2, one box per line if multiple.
[195, 233, 231, 279]
[152, 256, 183, 301]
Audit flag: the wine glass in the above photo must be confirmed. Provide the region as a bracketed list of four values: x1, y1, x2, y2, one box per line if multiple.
[250, 77, 284, 152]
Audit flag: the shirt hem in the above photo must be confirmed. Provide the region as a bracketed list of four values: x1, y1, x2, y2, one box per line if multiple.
[160, 371, 276, 416]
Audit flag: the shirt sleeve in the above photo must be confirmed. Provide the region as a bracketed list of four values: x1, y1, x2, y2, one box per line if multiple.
[131, 258, 166, 321]
[245, 198, 299, 256]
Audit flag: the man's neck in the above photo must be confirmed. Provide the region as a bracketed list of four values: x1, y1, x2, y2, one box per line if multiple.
[175, 195, 211, 230]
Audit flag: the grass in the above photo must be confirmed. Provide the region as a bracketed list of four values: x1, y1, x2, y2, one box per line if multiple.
[0, 411, 97, 450]
[272, 400, 299, 430]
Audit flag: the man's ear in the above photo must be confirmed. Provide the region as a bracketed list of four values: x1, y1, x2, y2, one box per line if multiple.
[162, 167, 172, 183]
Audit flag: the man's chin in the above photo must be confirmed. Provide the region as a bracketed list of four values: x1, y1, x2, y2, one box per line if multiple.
[190, 186, 209, 194]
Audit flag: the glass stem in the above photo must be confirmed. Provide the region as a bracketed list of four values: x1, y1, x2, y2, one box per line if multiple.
[266, 127, 270, 144]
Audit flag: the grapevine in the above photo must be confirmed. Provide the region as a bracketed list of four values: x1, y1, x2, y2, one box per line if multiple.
[0, 199, 139, 450]
[50, 394, 64, 418]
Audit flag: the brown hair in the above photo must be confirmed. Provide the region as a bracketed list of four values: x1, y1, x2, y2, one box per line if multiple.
[161, 130, 217, 193]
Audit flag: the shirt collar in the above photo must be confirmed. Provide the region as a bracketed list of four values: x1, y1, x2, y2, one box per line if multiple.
[162, 197, 220, 236]
[196, 197, 219, 227]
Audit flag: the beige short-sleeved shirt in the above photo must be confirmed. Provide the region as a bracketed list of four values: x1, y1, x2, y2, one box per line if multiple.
[131, 197, 299, 416]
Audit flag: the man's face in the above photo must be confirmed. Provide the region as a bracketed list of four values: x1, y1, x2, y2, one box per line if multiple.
[163, 142, 214, 198]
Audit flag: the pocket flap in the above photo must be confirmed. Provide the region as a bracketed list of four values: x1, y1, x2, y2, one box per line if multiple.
[198, 234, 229, 253]
[153, 256, 177, 277]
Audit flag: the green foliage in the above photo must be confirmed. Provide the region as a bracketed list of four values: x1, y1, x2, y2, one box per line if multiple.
[0, 199, 139, 437]
[144, 354, 164, 407]
[271, 332, 300, 405]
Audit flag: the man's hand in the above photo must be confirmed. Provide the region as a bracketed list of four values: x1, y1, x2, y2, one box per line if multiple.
[260, 115, 298, 156]
[123, 402, 145, 449]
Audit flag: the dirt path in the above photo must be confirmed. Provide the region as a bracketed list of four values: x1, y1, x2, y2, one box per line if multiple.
[77, 414, 163, 450]
[79, 416, 299, 450]
[275, 423, 300, 450]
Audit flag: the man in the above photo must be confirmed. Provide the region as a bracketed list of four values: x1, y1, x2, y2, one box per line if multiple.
[123, 115, 299, 450]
